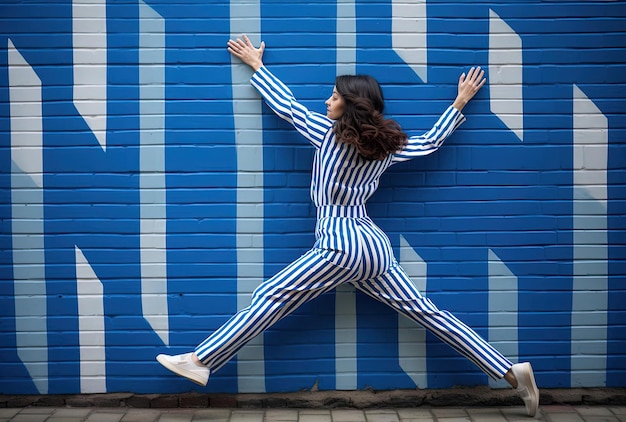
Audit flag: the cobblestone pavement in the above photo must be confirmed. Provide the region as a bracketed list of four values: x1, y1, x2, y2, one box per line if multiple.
[0, 406, 624, 422]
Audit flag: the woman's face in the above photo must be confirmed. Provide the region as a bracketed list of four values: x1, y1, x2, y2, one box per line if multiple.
[325, 87, 345, 120]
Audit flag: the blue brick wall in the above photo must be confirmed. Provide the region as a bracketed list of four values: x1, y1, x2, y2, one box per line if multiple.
[0, 0, 624, 394]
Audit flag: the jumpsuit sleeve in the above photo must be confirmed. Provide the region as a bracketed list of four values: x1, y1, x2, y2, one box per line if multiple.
[250, 66, 333, 149]
[391, 105, 466, 164]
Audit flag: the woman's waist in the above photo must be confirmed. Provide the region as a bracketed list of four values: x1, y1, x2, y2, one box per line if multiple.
[316, 204, 368, 219]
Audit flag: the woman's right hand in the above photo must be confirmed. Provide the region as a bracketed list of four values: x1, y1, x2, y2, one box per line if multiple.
[227, 34, 265, 71]
[452, 66, 486, 111]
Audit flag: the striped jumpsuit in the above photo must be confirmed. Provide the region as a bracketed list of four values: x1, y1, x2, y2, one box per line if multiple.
[195, 66, 513, 380]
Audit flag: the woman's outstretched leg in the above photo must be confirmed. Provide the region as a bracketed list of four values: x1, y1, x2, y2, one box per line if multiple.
[157, 249, 356, 385]
[352, 261, 539, 416]
[352, 262, 512, 378]
[195, 249, 356, 370]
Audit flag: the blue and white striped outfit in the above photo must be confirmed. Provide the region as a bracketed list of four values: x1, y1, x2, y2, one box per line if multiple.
[195, 66, 513, 380]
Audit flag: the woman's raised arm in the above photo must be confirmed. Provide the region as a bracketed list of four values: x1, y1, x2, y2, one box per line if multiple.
[227, 35, 333, 148]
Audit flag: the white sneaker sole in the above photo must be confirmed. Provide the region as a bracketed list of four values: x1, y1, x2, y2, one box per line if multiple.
[156, 354, 208, 386]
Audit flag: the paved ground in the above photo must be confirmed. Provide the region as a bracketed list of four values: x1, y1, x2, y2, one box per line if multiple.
[0, 405, 624, 422]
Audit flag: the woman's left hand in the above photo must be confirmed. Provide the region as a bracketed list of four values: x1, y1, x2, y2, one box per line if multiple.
[227, 34, 265, 71]
[452, 66, 487, 111]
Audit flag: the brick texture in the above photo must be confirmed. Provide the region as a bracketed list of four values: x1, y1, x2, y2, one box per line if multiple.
[0, 0, 624, 396]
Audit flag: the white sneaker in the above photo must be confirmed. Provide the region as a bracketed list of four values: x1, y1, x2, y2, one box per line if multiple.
[156, 353, 210, 386]
[512, 362, 539, 417]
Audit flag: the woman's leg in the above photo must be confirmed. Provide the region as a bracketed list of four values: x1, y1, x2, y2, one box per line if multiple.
[194, 249, 356, 372]
[351, 261, 513, 380]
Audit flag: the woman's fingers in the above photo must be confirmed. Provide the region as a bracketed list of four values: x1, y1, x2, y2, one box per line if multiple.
[461, 66, 486, 91]
[228, 36, 248, 49]
[228, 38, 251, 60]
[477, 72, 486, 89]
[243, 34, 254, 47]
[475, 68, 486, 86]
[228, 35, 261, 56]
[227, 34, 265, 71]
[227, 39, 243, 53]
[467, 66, 476, 81]
[466, 66, 483, 84]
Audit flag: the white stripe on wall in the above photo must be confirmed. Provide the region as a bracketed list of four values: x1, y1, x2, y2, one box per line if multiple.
[8, 38, 48, 395]
[488, 249, 518, 388]
[75, 246, 107, 393]
[398, 235, 428, 388]
[571, 84, 608, 387]
[392, 0, 427, 82]
[231, 0, 266, 393]
[335, 0, 358, 391]
[73, 0, 107, 150]
[139, 0, 169, 346]
[489, 9, 523, 142]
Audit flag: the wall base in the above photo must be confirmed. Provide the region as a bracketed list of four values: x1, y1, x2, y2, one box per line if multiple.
[1, 388, 625, 409]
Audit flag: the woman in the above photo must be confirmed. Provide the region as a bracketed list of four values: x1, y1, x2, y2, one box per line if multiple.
[157, 35, 540, 417]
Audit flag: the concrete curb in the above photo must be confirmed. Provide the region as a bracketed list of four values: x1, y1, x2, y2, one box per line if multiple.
[1, 388, 625, 409]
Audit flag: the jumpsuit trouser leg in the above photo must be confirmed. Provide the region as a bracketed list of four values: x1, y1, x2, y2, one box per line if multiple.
[194, 248, 359, 372]
[351, 262, 513, 380]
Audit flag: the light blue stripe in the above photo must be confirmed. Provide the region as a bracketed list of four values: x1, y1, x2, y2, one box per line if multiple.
[392, 0, 427, 82]
[75, 246, 106, 393]
[488, 249, 518, 388]
[336, 0, 356, 76]
[231, 0, 266, 393]
[488, 9, 523, 142]
[139, 0, 169, 346]
[9, 38, 48, 394]
[334, 0, 357, 384]
[571, 84, 608, 387]
[398, 235, 428, 388]
[72, 0, 107, 149]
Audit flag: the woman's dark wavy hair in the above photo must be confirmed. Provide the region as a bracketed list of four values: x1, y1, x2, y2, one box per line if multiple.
[333, 74, 407, 160]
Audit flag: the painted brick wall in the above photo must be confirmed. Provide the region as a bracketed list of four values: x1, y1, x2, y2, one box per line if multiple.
[1, 0, 624, 395]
